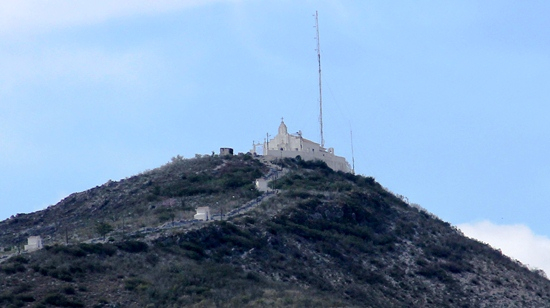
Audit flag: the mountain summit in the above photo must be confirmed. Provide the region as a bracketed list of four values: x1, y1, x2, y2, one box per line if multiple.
[0, 154, 548, 307]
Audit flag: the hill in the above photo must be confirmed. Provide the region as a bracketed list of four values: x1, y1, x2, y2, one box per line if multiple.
[0, 154, 265, 248]
[0, 154, 549, 307]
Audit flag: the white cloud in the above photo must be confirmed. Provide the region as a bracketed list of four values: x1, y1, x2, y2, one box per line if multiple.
[0, 0, 229, 92]
[0, 0, 227, 36]
[458, 220, 550, 276]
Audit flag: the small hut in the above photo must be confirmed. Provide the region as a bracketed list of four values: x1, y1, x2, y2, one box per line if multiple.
[24, 236, 43, 252]
[194, 207, 211, 221]
[220, 148, 234, 156]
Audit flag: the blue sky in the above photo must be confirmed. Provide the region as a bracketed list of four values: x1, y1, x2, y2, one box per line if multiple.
[2, 1, 550, 272]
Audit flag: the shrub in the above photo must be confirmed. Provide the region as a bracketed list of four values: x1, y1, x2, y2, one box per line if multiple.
[441, 261, 471, 274]
[9, 255, 29, 264]
[362, 271, 387, 284]
[417, 264, 454, 283]
[178, 242, 206, 260]
[0, 294, 15, 305]
[242, 216, 256, 224]
[245, 272, 261, 282]
[78, 243, 117, 256]
[63, 286, 76, 295]
[125, 278, 150, 291]
[1, 263, 26, 274]
[427, 245, 452, 259]
[13, 284, 32, 294]
[95, 222, 114, 240]
[286, 190, 312, 199]
[297, 159, 331, 171]
[42, 293, 84, 307]
[116, 241, 149, 253]
[50, 268, 74, 282]
[145, 253, 159, 266]
[16, 294, 35, 303]
[156, 209, 176, 223]
[55, 245, 87, 257]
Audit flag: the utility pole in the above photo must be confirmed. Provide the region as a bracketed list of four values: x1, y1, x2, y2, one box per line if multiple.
[350, 129, 355, 174]
[122, 215, 126, 239]
[315, 11, 325, 148]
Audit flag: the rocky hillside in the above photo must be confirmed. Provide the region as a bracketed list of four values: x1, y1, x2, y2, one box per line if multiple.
[0, 154, 549, 307]
[0, 154, 266, 248]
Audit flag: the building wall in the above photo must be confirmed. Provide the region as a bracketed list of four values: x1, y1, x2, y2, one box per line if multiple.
[264, 149, 351, 173]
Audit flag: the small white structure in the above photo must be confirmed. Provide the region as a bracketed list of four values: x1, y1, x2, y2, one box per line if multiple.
[255, 178, 270, 192]
[24, 236, 43, 252]
[194, 207, 211, 221]
[256, 119, 352, 173]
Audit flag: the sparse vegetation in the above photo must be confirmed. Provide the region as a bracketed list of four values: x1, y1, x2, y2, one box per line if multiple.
[0, 154, 548, 307]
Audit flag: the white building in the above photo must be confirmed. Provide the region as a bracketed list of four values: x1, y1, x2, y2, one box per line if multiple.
[24, 236, 43, 252]
[255, 178, 270, 192]
[194, 207, 211, 221]
[256, 119, 352, 173]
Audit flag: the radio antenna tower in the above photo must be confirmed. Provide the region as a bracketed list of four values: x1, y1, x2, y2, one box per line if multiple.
[315, 11, 325, 148]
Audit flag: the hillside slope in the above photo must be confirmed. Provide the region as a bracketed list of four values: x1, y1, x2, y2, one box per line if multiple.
[0, 155, 549, 307]
[0, 154, 266, 248]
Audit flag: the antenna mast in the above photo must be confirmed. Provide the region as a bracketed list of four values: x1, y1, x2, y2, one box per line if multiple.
[315, 11, 325, 148]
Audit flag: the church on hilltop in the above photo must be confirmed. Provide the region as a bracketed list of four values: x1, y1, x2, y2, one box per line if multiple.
[252, 119, 352, 173]
[250, 17, 353, 174]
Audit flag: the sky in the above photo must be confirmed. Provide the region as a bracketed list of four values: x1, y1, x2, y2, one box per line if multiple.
[1, 1, 550, 273]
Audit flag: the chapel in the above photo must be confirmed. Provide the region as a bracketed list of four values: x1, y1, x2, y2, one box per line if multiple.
[255, 119, 352, 173]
